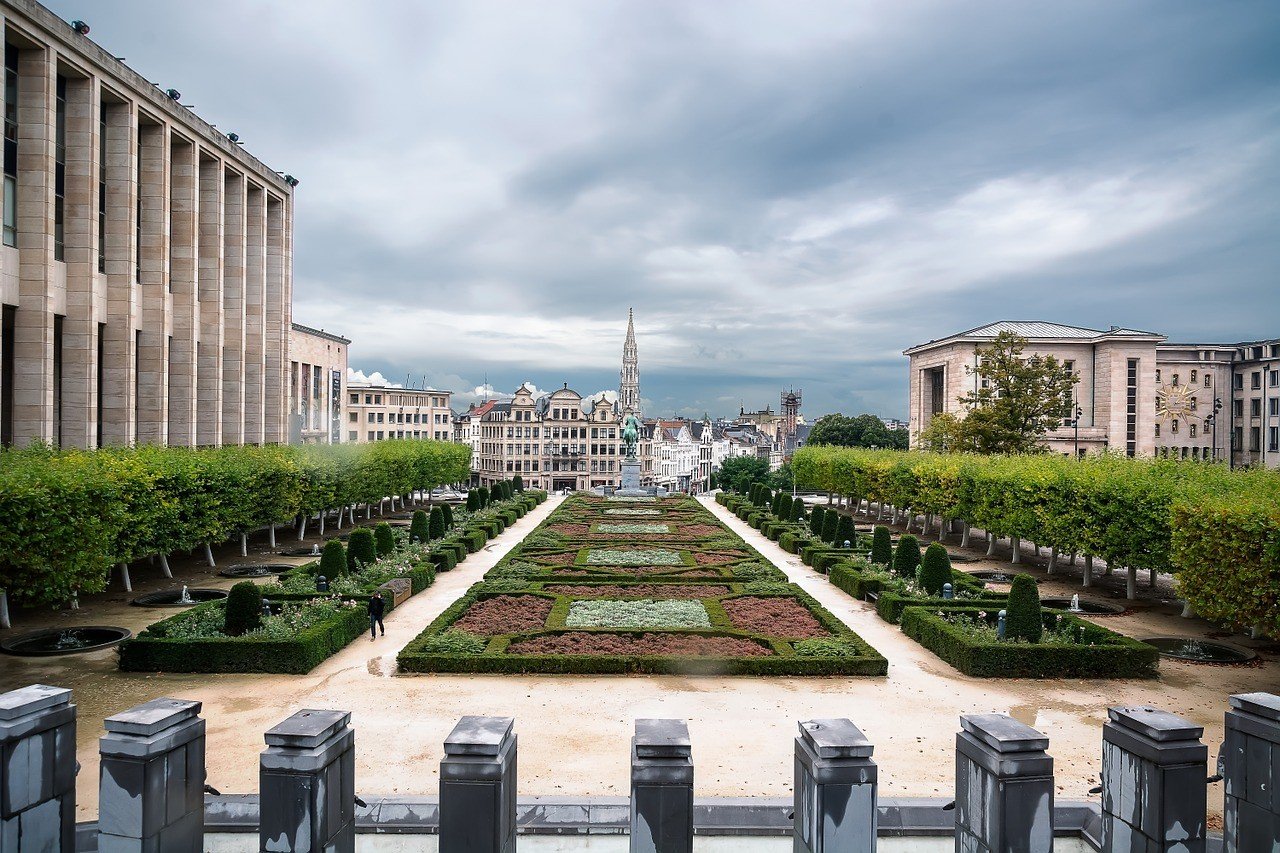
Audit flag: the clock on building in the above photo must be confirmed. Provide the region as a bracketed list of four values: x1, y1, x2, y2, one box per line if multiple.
[1156, 383, 1195, 420]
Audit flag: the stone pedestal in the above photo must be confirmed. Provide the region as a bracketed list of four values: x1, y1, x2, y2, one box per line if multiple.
[793, 718, 877, 853]
[1222, 692, 1280, 853]
[259, 709, 355, 853]
[440, 716, 517, 853]
[1102, 705, 1206, 853]
[0, 685, 76, 852]
[954, 713, 1053, 853]
[630, 719, 694, 853]
[98, 697, 206, 852]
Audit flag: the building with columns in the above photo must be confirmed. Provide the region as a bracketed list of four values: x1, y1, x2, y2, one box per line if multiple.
[0, 2, 294, 449]
[287, 323, 348, 444]
[906, 321, 1279, 467]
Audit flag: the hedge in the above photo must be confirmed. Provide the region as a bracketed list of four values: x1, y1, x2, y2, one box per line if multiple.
[0, 439, 471, 607]
[899, 605, 1158, 678]
[793, 446, 1280, 630]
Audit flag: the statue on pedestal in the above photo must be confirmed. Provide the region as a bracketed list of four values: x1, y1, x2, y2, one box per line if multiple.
[622, 413, 641, 462]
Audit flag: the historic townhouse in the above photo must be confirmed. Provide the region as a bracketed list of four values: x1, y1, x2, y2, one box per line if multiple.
[346, 377, 452, 443]
[0, 2, 295, 448]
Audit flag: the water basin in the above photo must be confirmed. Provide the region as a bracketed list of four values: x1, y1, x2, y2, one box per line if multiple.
[967, 570, 1038, 585]
[1041, 597, 1126, 616]
[1, 626, 132, 656]
[1143, 636, 1256, 663]
[218, 563, 296, 578]
[131, 588, 228, 607]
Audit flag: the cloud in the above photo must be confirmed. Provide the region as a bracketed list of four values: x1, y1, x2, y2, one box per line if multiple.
[346, 369, 403, 388]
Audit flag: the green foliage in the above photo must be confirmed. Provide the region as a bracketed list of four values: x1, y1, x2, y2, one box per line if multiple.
[834, 514, 856, 547]
[478, 486, 490, 508]
[809, 413, 908, 450]
[374, 522, 396, 557]
[771, 490, 787, 518]
[957, 332, 1079, 454]
[421, 630, 487, 655]
[442, 502, 454, 528]
[320, 539, 347, 579]
[809, 505, 826, 536]
[513, 475, 524, 492]
[821, 511, 839, 543]
[791, 497, 806, 522]
[719, 456, 773, 496]
[410, 510, 430, 543]
[224, 581, 263, 637]
[466, 490, 480, 511]
[918, 543, 953, 595]
[893, 534, 921, 576]
[347, 527, 377, 571]
[1006, 575, 1043, 643]
[870, 526, 893, 566]
[429, 506, 446, 539]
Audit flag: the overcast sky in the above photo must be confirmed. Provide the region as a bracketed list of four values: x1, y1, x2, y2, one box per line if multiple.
[50, 1, 1280, 418]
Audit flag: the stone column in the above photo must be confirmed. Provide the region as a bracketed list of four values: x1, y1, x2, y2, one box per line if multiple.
[263, 194, 286, 443]
[242, 182, 265, 444]
[220, 168, 245, 444]
[1102, 705, 1207, 852]
[630, 718, 693, 853]
[954, 713, 1053, 853]
[166, 136, 198, 446]
[1222, 692, 1280, 853]
[135, 119, 169, 445]
[794, 718, 876, 853]
[97, 697, 205, 851]
[101, 99, 138, 446]
[195, 152, 223, 447]
[0, 684, 76, 851]
[440, 715, 516, 853]
[60, 73, 99, 449]
[259, 709, 355, 853]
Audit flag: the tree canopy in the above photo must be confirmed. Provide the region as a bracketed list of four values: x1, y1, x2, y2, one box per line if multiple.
[808, 413, 908, 450]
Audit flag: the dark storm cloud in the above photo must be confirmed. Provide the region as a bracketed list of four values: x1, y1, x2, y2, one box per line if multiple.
[49, 0, 1280, 418]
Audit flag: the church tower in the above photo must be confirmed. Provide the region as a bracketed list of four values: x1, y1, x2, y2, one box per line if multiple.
[620, 308, 640, 415]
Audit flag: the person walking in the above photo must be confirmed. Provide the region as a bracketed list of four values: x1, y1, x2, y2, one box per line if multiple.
[368, 591, 385, 641]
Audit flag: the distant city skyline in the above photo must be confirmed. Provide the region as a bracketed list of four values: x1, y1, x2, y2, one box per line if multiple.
[48, 0, 1280, 418]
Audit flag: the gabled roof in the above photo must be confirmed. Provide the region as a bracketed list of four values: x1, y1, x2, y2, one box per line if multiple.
[905, 320, 1166, 355]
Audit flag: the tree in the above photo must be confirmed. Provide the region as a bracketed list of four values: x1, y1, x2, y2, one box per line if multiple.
[429, 506, 445, 539]
[791, 497, 807, 522]
[347, 527, 377, 571]
[821, 511, 839, 543]
[893, 534, 921, 577]
[466, 490, 480, 511]
[917, 412, 973, 454]
[319, 539, 347, 579]
[956, 332, 1079, 454]
[808, 413, 907, 449]
[717, 456, 772, 496]
[769, 463, 794, 492]
[771, 490, 789, 518]
[441, 502, 454, 528]
[513, 475, 524, 493]
[410, 510, 430, 543]
[224, 581, 263, 637]
[919, 543, 952, 595]
[478, 486, 490, 507]
[810, 505, 826, 536]
[835, 514, 856, 547]
[870, 526, 893, 566]
[1006, 575, 1043, 642]
[374, 522, 396, 557]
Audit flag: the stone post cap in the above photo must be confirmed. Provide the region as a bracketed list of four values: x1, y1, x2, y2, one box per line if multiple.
[444, 716, 514, 756]
[264, 709, 351, 748]
[961, 714, 1048, 754]
[635, 719, 691, 759]
[1107, 706, 1202, 742]
[1229, 692, 1280, 720]
[0, 684, 72, 721]
[104, 698, 201, 736]
[798, 719, 873, 759]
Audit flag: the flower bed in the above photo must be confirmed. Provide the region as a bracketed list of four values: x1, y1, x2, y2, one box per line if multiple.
[399, 494, 888, 676]
[604, 508, 662, 516]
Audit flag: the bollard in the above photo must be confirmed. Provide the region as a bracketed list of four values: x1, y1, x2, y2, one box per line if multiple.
[259, 709, 355, 853]
[98, 697, 205, 852]
[1222, 692, 1280, 853]
[1101, 705, 1206, 853]
[942, 583, 954, 600]
[440, 716, 516, 853]
[630, 718, 694, 853]
[954, 714, 1053, 853]
[0, 684, 77, 852]
[794, 718, 876, 853]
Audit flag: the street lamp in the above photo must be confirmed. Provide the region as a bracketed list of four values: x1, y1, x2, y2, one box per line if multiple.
[1207, 397, 1223, 462]
[1072, 403, 1083, 458]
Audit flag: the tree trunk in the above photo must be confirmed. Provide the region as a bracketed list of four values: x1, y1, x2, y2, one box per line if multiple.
[0, 590, 10, 629]
[986, 535, 997, 557]
[298, 515, 307, 541]
[960, 522, 970, 549]
[1047, 547, 1058, 574]
[319, 512, 326, 537]
[159, 553, 172, 579]
[1180, 600, 1195, 618]
[1126, 566, 1137, 600]
[1083, 554, 1093, 587]
[269, 524, 276, 549]
[119, 563, 132, 593]
[240, 533, 248, 557]
[1148, 567, 1158, 588]
[206, 543, 217, 567]
[1010, 538, 1021, 564]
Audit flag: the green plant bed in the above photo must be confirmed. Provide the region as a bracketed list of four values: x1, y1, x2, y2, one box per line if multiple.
[898, 605, 1158, 679]
[875, 589, 1006, 624]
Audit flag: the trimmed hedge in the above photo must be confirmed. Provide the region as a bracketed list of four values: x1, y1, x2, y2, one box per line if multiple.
[899, 605, 1158, 678]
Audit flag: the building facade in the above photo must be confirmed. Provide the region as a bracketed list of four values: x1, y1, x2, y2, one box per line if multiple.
[0, 2, 295, 449]
[346, 378, 452, 443]
[905, 321, 1278, 467]
[287, 323, 348, 444]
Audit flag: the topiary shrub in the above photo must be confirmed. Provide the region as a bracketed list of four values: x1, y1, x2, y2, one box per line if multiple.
[810, 505, 826, 536]
[442, 503, 454, 528]
[466, 490, 480, 511]
[791, 497, 806, 522]
[513, 475, 524, 492]
[224, 581, 263, 637]
[918, 543, 953, 595]
[374, 522, 396, 557]
[319, 539, 347, 578]
[821, 511, 839, 544]
[1006, 575, 1043, 643]
[429, 506, 445, 539]
[478, 486, 490, 508]
[410, 510, 430, 544]
[893, 534, 920, 577]
[870, 526, 893, 566]
[347, 527, 377, 571]
[835, 515, 856, 547]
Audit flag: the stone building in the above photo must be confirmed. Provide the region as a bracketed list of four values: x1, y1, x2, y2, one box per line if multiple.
[905, 321, 1279, 467]
[0, 3, 295, 448]
[287, 323, 349, 444]
[345, 376, 451, 444]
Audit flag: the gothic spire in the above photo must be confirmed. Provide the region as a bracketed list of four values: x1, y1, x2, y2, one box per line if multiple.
[620, 308, 640, 416]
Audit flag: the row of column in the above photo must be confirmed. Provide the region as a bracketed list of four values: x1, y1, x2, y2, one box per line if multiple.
[0, 12, 292, 449]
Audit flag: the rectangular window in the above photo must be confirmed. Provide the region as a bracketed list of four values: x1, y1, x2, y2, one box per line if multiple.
[1271, 370, 1279, 387]
[1, 304, 14, 446]
[1251, 399, 1262, 417]
[1250, 426, 1260, 452]
[1234, 399, 1243, 418]
[98, 103, 106, 271]
[1125, 359, 1138, 456]
[53, 76, 65, 261]
[1189, 423, 1196, 438]
[1271, 398, 1279, 417]
[3, 44, 18, 247]
[1270, 426, 1279, 453]
[1252, 372, 1262, 390]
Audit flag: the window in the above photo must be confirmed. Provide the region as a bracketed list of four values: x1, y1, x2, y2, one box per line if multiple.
[1204, 374, 1211, 388]
[1271, 370, 1279, 387]
[1172, 373, 1179, 386]
[367, 431, 374, 441]
[1190, 369, 1197, 383]
[375, 394, 382, 404]
[1125, 359, 1138, 456]
[1154, 423, 1160, 438]
[1155, 369, 1161, 383]
[1234, 399, 1244, 418]
[1270, 427, 1279, 453]
[1251, 399, 1262, 418]
[1189, 423, 1196, 438]
[1234, 374, 1243, 390]
[53, 76, 65, 261]
[348, 412, 356, 423]
[1272, 398, 1280, 417]
[1249, 427, 1260, 452]
[349, 430, 357, 441]
[1190, 397, 1197, 412]
[3, 44, 17, 247]
[1252, 372, 1262, 390]
[1171, 419, 1179, 434]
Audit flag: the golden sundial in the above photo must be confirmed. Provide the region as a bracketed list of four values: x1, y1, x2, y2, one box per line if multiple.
[1156, 383, 1195, 420]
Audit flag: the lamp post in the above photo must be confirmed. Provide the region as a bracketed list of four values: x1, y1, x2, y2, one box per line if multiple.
[1208, 397, 1223, 463]
[1072, 404, 1083, 458]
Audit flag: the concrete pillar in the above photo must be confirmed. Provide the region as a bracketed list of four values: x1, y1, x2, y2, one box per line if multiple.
[220, 168, 245, 444]
[631, 718, 693, 853]
[242, 183, 265, 444]
[135, 119, 169, 445]
[166, 136, 198, 446]
[954, 713, 1053, 853]
[259, 709, 355, 853]
[263, 195, 286, 443]
[1101, 705, 1207, 853]
[101, 99, 138, 446]
[98, 697, 205, 851]
[0, 684, 76, 851]
[195, 153, 223, 446]
[60, 73, 100, 449]
[440, 715, 516, 853]
[794, 718, 876, 853]
[1222, 692, 1280, 853]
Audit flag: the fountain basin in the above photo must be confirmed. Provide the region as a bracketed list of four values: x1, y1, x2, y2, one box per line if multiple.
[946, 553, 980, 564]
[1143, 636, 1256, 663]
[2, 626, 132, 656]
[1041, 597, 1126, 616]
[131, 589, 228, 607]
[277, 547, 325, 557]
[218, 564, 296, 579]
[967, 570, 1038, 585]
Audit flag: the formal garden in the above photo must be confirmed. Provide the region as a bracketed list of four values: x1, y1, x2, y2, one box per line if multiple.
[398, 494, 888, 675]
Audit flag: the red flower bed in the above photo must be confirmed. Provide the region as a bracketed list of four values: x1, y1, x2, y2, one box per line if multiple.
[453, 595, 553, 635]
[548, 584, 731, 599]
[551, 567, 721, 578]
[507, 631, 773, 657]
[722, 597, 830, 638]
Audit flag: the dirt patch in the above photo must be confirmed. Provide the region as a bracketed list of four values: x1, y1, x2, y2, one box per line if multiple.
[536, 552, 579, 565]
[452, 595, 553, 635]
[722, 596, 830, 638]
[548, 584, 732, 599]
[677, 524, 724, 536]
[507, 631, 774, 657]
[548, 524, 590, 535]
[693, 552, 740, 565]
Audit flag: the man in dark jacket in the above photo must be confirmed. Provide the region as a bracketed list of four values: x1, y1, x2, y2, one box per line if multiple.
[368, 592, 385, 640]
